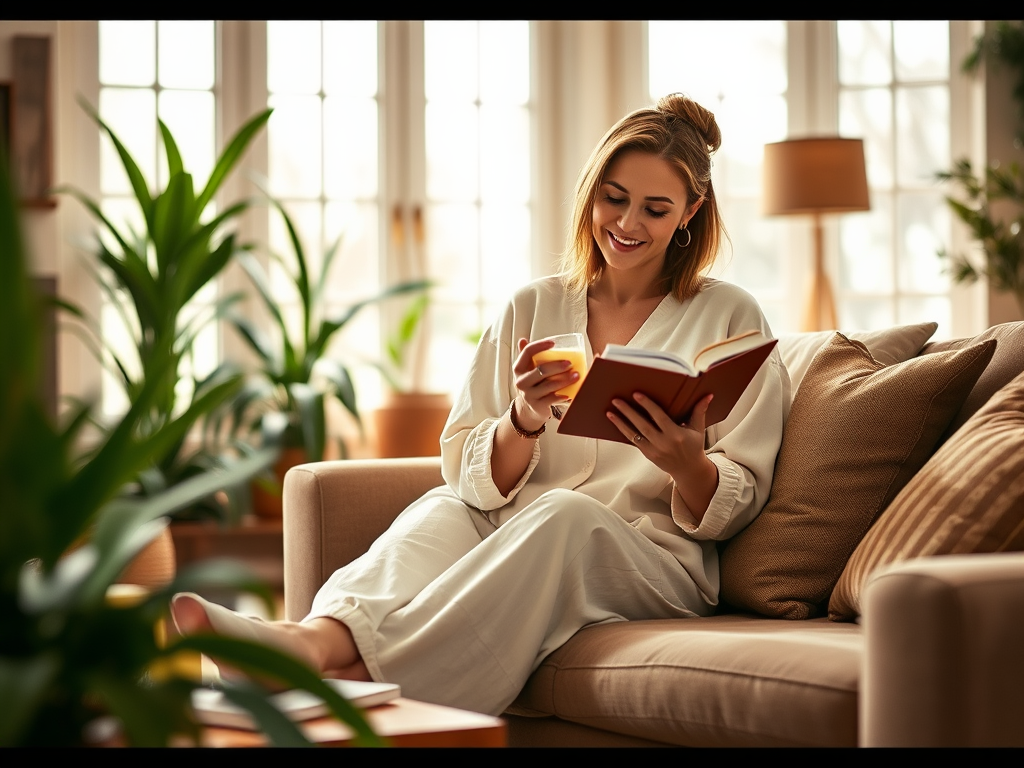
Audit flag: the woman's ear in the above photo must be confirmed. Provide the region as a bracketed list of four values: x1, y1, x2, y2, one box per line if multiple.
[681, 197, 704, 228]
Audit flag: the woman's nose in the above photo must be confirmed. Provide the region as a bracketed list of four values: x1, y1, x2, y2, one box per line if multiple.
[618, 206, 639, 233]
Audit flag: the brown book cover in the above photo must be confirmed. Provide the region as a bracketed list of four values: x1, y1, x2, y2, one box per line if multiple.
[555, 337, 778, 444]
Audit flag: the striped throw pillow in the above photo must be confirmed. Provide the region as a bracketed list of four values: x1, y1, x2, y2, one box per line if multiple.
[828, 369, 1024, 621]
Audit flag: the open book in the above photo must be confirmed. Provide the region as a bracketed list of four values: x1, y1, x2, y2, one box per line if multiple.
[556, 330, 777, 444]
[191, 678, 401, 730]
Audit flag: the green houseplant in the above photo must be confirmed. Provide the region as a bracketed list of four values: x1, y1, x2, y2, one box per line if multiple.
[938, 21, 1024, 316]
[59, 100, 273, 522]
[227, 197, 428, 513]
[0, 151, 380, 747]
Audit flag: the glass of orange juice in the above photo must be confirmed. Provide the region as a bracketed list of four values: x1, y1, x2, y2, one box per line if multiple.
[532, 333, 588, 400]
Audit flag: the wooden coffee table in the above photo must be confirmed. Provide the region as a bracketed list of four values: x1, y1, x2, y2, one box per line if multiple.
[198, 696, 506, 747]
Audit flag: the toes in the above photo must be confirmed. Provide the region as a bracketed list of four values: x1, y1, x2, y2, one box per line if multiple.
[171, 593, 214, 636]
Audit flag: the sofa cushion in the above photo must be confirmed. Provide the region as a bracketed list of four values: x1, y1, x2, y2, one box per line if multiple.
[777, 321, 938, 397]
[920, 321, 1024, 444]
[510, 616, 862, 747]
[718, 333, 995, 620]
[829, 369, 1024, 621]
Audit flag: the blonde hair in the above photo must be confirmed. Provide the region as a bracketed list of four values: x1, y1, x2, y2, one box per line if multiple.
[561, 93, 726, 302]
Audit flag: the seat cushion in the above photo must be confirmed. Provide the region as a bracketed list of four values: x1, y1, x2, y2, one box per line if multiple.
[510, 615, 862, 747]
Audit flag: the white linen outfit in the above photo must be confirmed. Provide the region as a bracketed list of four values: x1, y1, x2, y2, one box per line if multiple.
[307, 276, 789, 715]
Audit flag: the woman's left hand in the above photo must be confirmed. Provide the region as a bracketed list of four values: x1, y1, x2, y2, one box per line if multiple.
[607, 392, 719, 519]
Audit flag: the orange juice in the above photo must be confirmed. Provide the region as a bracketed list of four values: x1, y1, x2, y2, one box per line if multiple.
[533, 347, 588, 400]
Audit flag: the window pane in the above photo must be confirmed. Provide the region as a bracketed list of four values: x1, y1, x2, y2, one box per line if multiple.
[323, 21, 378, 97]
[649, 21, 786, 99]
[268, 21, 321, 95]
[324, 96, 378, 199]
[268, 94, 323, 197]
[425, 102, 479, 201]
[841, 298, 896, 331]
[480, 21, 529, 104]
[324, 201, 380, 303]
[158, 90, 215, 191]
[480, 203, 531, 303]
[898, 295, 951, 338]
[99, 88, 157, 196]
[839, 194, 894, 294]
[480, 104, 529, 203]
[894, 21, 948, 82]
[896, 86, 948, 186]
[838, 20, 891, 86]
[840, 88, 893, 188]
[427, 203, 480, 302]
[99, 21, 155, 86]
[717, 198, 785, 295]
[425, 21, 479, 102]
[158, 21, 214, 89]
[897, 193, 950, 294]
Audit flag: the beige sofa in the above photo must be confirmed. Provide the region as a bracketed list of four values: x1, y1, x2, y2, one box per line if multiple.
[282, 322, 1024, 747]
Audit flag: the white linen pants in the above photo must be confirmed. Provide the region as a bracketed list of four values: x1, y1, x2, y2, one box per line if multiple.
[306, 487, 708, 715]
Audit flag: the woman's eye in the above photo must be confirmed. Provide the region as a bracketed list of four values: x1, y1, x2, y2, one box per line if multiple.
[646, 209, 669, 218]
[604, 195, 626, 205]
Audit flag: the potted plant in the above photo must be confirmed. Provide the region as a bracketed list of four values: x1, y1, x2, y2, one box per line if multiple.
[0, 154, 380, 747]
[59, 100, 273, 524]
[371, 291, 454, 458]
[227, 196, 429, 517]
[937, 21, 1024, 316]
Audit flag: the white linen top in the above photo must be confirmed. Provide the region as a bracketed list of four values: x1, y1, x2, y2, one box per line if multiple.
[440, 275, 790, 606]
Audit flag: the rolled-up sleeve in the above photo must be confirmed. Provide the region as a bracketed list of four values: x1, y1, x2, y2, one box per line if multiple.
[671, 354, 790, 541]
[440, 329, 542, 511]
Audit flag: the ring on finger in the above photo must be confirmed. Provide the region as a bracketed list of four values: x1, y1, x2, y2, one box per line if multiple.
[633, 433, 643, 443]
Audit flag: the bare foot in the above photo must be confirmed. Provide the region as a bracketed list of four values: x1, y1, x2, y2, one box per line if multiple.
[170, 593, 363, 681]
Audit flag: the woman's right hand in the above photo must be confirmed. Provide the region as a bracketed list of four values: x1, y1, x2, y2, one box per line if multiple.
[511, 337, 579, 432]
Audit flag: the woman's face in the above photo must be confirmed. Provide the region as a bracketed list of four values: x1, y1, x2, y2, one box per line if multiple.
[591, 150, 701, 281]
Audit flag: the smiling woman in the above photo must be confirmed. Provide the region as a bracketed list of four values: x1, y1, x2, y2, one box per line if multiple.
[171, 93, 789, 718]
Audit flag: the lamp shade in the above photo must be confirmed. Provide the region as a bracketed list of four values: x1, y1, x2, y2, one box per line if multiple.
[762, 137, 870, 216]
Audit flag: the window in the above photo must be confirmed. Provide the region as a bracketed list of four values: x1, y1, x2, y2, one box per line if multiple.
[265, 20, 532, 407]
[97, 20, 218, 415]
[837, 20, 954, 336]
[648, 21, 789, 331]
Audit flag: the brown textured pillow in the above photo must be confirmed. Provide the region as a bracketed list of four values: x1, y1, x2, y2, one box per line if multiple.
[719, 333, 996, 620]
[828, 369, 1024, 621]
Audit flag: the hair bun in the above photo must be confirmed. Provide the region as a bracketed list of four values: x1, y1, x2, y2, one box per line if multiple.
[657, 93, 721, 154]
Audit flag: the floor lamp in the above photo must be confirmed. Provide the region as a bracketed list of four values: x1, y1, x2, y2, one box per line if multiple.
[762, 137, 870, 332]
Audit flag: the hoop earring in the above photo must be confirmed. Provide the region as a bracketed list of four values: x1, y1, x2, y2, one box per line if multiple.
[673, 227, 691, 248]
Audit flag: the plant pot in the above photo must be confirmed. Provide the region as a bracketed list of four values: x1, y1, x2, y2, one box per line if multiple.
[373, 391, 453, 458]
[116, 526, 177, 589]
[250, 442, 342, 520]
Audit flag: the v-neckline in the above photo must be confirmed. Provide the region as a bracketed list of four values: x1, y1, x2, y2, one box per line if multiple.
[575, 288, 675, 358]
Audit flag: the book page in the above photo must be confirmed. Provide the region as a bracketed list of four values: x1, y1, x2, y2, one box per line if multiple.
[600, 344, 697, 376]
[692, 330, 767, 372]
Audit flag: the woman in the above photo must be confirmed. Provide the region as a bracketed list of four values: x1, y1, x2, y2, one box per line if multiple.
[172, 93, 789, 716]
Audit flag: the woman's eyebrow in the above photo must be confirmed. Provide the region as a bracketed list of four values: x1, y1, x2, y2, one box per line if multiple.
[603, 180, 675, 205]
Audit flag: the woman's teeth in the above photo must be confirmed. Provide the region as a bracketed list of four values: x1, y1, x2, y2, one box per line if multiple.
[611, 232, 643, 246]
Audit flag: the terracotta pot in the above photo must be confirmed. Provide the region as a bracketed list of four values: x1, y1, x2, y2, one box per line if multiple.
[250, 441, 343, 520]
[116, 526, 176, 589]
[373, 392, 452, 458]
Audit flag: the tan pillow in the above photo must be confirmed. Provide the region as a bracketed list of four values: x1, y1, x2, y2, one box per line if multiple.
[777, 322, 938, 398]
[920, 321, 1024, 444]
[828, 369, 1024, 621]
[719, 333, 996, 620]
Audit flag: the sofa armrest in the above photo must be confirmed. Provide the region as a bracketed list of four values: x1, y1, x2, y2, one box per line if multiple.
[282, 457, 444, 621]
[861, 553, 1024, 747]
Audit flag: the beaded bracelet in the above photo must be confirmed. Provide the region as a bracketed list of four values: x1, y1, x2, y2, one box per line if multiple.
[508, 400, 545, 439]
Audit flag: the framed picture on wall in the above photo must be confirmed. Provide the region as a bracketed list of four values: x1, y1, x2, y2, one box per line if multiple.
[12, 36, 53, 205]
[0, 82, 11, 168]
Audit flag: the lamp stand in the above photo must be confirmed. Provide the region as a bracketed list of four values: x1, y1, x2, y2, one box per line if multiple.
[800, 212, 838, 332]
